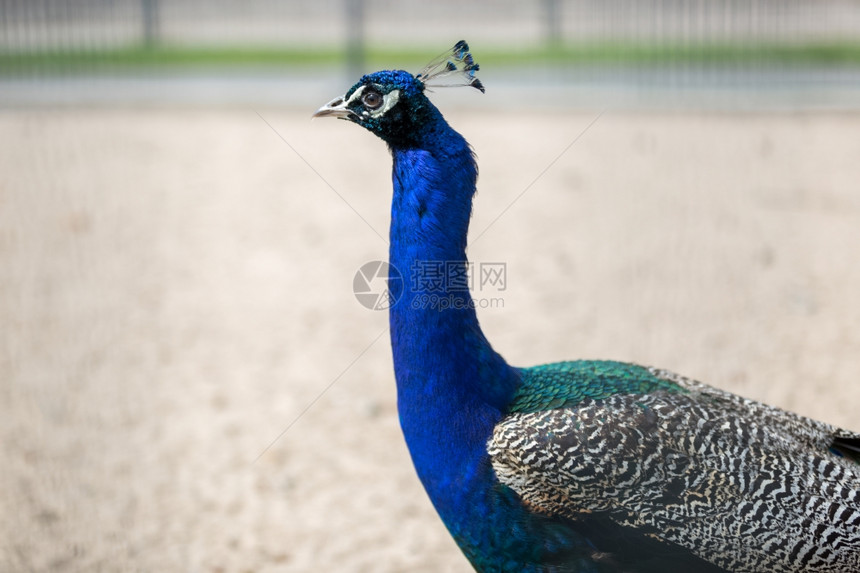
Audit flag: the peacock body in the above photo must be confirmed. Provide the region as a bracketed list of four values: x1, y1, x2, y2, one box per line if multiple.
[314, 41, 860, 572]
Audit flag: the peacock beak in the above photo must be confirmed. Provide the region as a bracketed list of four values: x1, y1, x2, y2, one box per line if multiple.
[313, 96, 356, 120]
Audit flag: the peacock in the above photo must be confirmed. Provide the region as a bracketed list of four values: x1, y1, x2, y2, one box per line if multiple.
[314, 41, 860, 572]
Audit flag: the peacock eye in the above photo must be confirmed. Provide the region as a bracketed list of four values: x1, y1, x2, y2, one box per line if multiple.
[362, 91, 383, 110]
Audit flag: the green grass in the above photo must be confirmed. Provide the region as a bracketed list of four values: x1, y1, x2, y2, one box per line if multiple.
[502, 42, 860, 67]
[2, 42, 860, 75]
[0, 46, 342, 74]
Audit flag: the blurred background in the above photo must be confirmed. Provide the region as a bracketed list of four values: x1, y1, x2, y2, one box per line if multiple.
[3, 0, 860, 107]
[2, 2, 860, 573]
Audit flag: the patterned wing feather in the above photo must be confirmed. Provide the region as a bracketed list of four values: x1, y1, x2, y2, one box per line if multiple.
[489, 369, 860, 573]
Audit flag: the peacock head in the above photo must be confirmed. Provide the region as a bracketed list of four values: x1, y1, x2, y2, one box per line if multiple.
[314, 40, 483, 148]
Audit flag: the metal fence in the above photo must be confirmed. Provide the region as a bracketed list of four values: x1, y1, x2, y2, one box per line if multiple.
[3, 0, 860, 52]
[3, 0, 860, 108]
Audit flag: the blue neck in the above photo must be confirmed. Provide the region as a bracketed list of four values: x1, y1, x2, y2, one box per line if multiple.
[386, 114, 519, 523]
[382, 105, 602, 571]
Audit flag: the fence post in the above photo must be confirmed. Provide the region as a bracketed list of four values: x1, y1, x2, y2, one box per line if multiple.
[346, 0, 365, 79]
[544, 0, 562, 48]
[142, 0, 160, 48]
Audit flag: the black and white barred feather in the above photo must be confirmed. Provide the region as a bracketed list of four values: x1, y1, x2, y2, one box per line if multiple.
[489, 368, 860, 572]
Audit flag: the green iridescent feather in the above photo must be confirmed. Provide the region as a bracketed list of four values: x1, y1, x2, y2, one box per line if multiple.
[510, 360, 686, 414]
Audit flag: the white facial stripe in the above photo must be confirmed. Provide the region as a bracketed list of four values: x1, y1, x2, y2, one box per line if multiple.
[343, 85, 402, 120]
[343, 84, 366, 107]
[369, 89, 400, 118]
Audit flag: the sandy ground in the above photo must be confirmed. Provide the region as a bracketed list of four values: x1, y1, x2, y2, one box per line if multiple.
[1, 107, 859, 572]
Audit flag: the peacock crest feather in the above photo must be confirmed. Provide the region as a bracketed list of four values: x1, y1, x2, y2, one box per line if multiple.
[416, 40, 485, 93]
